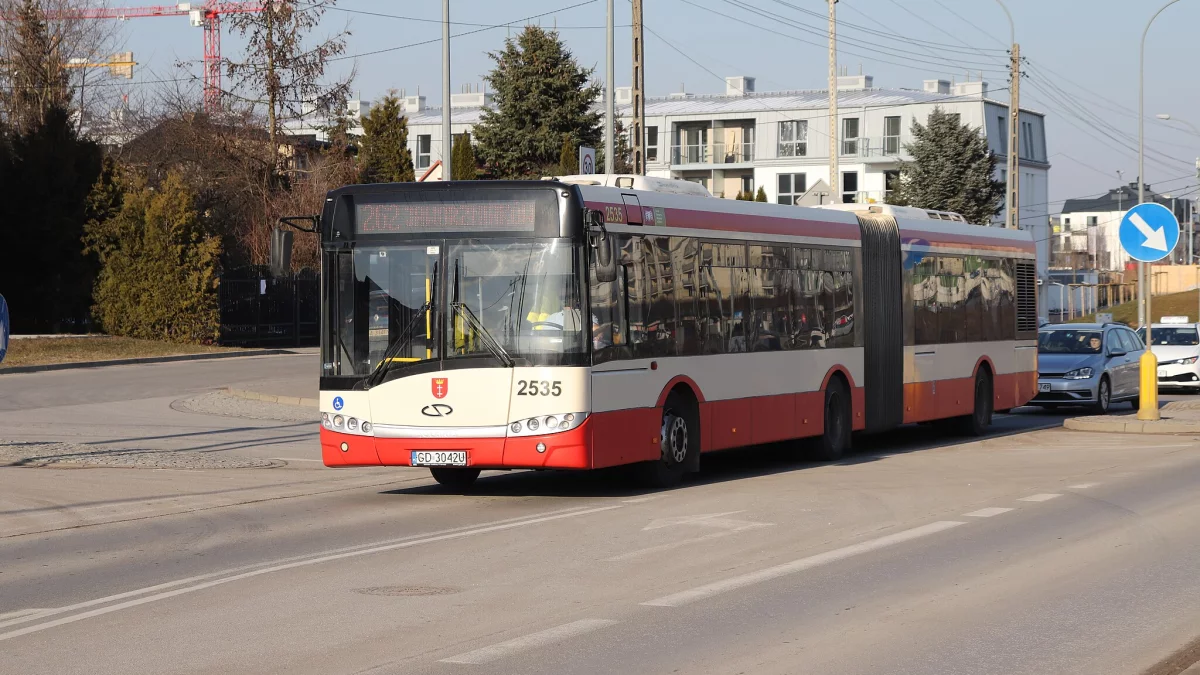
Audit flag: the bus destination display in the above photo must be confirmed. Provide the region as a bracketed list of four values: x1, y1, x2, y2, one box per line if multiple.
[356, 200, 538, 234]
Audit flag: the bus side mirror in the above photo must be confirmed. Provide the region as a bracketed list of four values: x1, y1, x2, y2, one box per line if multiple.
[586, 209, 617, 283]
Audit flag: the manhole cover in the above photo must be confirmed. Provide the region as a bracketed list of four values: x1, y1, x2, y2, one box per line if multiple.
[353, 586, 460, 597]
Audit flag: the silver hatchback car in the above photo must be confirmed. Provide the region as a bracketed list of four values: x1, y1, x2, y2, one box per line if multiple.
[1032, 323, 1145, 413]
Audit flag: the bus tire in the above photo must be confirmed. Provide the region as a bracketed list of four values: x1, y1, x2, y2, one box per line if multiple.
[957, 368, 993, 436]
[636, 392, 697, 488]
[810, 377, 851, 461]
[429, 467, 481, 491]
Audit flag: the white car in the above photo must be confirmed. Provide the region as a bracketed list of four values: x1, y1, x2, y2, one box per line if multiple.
[1137, 317, 1200, 391]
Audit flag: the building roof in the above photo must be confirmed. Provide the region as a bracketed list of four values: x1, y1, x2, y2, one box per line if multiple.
[1061, 183, 1188, 221]
[620, 87, 1032, 117]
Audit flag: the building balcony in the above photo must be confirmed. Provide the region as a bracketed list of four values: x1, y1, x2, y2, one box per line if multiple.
[840, 137, 903, 163]
[670, 142, 755, 167]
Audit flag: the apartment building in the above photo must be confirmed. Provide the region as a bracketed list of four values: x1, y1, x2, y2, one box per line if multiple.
[285, 74, 1051, 287]
[1058, 182, 1194, 271]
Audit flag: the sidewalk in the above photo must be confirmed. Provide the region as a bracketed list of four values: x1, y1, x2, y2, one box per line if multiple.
[1064, 400, 1200, 435]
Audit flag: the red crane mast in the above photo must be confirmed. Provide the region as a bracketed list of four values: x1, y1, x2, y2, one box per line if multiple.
[32, 2, 262, 112]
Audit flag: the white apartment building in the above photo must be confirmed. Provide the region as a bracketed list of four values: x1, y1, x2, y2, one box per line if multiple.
[1057, 183, 1192, 271]
[285, 74, 1051, 282]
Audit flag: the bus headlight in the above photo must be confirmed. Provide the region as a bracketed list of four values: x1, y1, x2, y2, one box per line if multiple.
[322, 413, 331, 429]
[333, 415, 344, 428]
[347, 417, 358, 431]
[507, 413, 588, 437]
[361, 422, 372, 434]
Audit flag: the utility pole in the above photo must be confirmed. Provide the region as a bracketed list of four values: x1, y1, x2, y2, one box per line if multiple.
[442, 0, 452, 182]
[605, 0, 615, 174]
[1007, 43, 1020, 229]
[828, 0, 839, 202]
[631, 0, 646, 175]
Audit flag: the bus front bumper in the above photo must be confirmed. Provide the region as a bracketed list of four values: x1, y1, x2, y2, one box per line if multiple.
[319, 421, 594, 470]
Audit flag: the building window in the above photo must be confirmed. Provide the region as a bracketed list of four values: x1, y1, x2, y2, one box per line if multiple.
[841, 171, 858, 204]
[841, 118, 860, 156]
[884, 169, 900, 199]
[997, 115, 1008, 154]
[741, 175, 754, 196]
[883, 116, 901, 155]
[417, 134, 431, 169]
[778, 120, 807, 157]
[1021, 121, 1035, 160]
[646, 126, 659, 162]
[778, 173, 806, 205]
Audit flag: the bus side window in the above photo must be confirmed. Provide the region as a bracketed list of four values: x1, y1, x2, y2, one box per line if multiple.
[589, 240, 629, 364]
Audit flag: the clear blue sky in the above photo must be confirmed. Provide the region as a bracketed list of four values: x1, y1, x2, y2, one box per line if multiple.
[117, 0, 1200, 212]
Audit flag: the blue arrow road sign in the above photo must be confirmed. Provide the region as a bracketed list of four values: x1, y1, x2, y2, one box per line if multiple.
[0, 293, 8, 365]
[1119, 202, 1179, 263]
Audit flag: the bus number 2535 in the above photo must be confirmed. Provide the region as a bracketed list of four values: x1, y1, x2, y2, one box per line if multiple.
[516, 380, 562, 396]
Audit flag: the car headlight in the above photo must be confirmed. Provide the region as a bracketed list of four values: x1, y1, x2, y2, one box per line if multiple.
[1063, 367, 1094, 380]
[1181, 356, 1198, 365]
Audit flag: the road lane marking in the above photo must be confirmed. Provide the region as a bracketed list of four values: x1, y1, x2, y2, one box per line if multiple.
[439, 619, 618, 664]
[0, 504, 623, 641]
[606, 530, 739, 562]
[621, 496, 661, 504]
[269, 457, 323, 462]
[964, 507, 1013, 518]
[0, 609, 51, 622]
[1018, 493, 1062, 502]
[1068, 483, 1099, 489]
[640, 521, 966, 608]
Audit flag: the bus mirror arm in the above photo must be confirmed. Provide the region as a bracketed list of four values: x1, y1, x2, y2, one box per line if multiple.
[585, 209, 617, 283]
[279, 215, 320, 234]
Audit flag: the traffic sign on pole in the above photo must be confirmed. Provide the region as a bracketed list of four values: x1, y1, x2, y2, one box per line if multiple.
[1119, 202, 1180, 262]
[579, 147, 596, 175]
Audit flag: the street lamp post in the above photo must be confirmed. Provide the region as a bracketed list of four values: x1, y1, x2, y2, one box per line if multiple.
[1137, 0, 1186, 421]
[1157, 113, 1199, 265]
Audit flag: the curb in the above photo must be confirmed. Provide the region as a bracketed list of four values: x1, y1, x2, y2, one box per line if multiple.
[1063, 415, 1200, 435]
[224, 387, 319, 409]
[0, 349, 300, 375]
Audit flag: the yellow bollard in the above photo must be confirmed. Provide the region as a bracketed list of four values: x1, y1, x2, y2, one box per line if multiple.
[1137, 349, 1160, 420]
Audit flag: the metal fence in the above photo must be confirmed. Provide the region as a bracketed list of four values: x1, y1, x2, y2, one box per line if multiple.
[218, 275, 319, 347]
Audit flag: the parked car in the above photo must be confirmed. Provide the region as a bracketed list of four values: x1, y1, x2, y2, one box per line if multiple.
[1137, 317, 1200, 392]
[1032, 322, 1145, 413]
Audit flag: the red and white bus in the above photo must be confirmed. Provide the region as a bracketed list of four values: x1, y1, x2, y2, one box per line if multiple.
[317, 176, 1038, 488]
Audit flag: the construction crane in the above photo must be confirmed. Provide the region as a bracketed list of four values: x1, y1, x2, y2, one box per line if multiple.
[19, 2, 262, 113]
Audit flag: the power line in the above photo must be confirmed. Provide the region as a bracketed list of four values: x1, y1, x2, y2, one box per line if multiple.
[323, 3, 624, 29]
[328, 0, 599, 62]
[768, 0, 1006, 55]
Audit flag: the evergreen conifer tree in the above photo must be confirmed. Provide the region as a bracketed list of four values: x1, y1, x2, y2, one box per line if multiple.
[754, 187, 767, 202]
[558, 135, 575, 175]
[474, 26, 602, 178]
[887, 107, 1004, 225]
[357, 94, 415, 184]
[451, 133, 476, 180]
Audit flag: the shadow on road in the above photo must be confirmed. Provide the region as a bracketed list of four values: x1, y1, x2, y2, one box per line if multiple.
[379, 410, 1071, 500]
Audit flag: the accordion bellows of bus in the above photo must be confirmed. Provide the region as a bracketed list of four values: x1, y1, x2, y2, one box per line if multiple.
[315, 176, 1038, 488]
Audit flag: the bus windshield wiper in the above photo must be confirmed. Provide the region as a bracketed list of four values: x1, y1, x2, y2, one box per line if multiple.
[365, 262, 438, 388]
[452, 301, 515, 368]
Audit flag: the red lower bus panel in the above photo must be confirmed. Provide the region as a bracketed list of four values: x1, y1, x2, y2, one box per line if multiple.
[706, 398, 752, 451]
[794, 391, 824, 438]
[851, 386, 867, 431]
[590, 408, 662, 468]
[321, 427, 381, 466]
[749, 393, 796, 445]
[502, 423, 590, 469]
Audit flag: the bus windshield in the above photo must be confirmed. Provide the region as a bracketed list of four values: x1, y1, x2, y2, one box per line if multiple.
[323, 239, 584, 379]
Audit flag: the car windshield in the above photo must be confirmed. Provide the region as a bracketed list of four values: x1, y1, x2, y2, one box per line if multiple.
[1038, 329, 1103, 354]
[1136, 327, 1199, 346]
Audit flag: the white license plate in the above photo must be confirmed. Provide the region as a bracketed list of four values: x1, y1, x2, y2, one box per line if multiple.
[1159, 369, 1167, 378]
[411, 451, 467, 467]
[1038, 383, 1052, 392]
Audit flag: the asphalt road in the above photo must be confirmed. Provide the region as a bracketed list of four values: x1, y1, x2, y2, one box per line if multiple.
[2, 356, 1200, 675]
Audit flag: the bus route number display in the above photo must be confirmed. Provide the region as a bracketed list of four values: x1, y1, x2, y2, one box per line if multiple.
[356, 200, 538, 234]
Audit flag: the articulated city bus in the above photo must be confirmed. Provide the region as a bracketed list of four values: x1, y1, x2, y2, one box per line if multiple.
[317, 177, 1038, 488]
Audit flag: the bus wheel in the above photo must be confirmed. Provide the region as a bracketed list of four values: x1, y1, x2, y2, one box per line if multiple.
[810, 377, 851, 461]
[429, 467, 481, 492]
[636, 392, 696, 488]
[957, 369, 993, 436]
